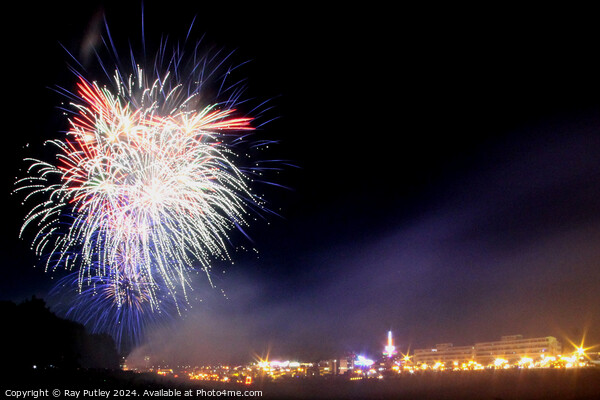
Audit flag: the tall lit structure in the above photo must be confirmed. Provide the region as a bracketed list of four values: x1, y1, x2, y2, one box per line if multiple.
[383, 330, 398, 358]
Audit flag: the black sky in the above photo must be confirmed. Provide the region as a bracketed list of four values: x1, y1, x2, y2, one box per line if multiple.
[2, 2, 600, 363]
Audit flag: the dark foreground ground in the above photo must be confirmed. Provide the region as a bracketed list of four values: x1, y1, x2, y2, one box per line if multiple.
[2, 368, 600, 399]
[253, 368, 600, 400]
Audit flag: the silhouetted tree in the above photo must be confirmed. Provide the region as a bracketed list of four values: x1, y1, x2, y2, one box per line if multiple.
[0, 297, 119, 372]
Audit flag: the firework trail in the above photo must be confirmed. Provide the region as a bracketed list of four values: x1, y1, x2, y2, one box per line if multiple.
[15, 10, 278, 349]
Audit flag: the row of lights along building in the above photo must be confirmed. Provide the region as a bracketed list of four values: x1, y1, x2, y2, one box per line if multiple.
[413, 334, 563, 365]
[332, 332, 588, 375]
[128, 332, 597, 382]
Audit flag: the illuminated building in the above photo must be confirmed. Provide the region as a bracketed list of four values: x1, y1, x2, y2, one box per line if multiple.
[474, 335, 561, 364]
[337, 357, 354, 375]
[413, 335, 562, 365]
[315, 357, 355, 376]
[413, 343, 475, 364]
[318, 359, 335, 375]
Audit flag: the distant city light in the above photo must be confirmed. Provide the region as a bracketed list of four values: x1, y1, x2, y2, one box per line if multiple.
[123, 333, 598, 385]
[383, 330, 398, 357]
[355, 355, 374, 367]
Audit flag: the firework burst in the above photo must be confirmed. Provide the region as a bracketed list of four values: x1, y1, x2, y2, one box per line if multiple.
[15, 11, 278, 348]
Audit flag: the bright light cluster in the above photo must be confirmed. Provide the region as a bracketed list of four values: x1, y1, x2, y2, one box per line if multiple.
[186, 360, 312, 383]
[395, 350, 593, 373]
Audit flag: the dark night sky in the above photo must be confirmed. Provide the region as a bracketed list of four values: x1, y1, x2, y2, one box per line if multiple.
[1, 2, 600, 364]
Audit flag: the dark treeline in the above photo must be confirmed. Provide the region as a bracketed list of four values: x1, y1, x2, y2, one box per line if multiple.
[1, 297, 120, 372]
[0, 297, 196, 391]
